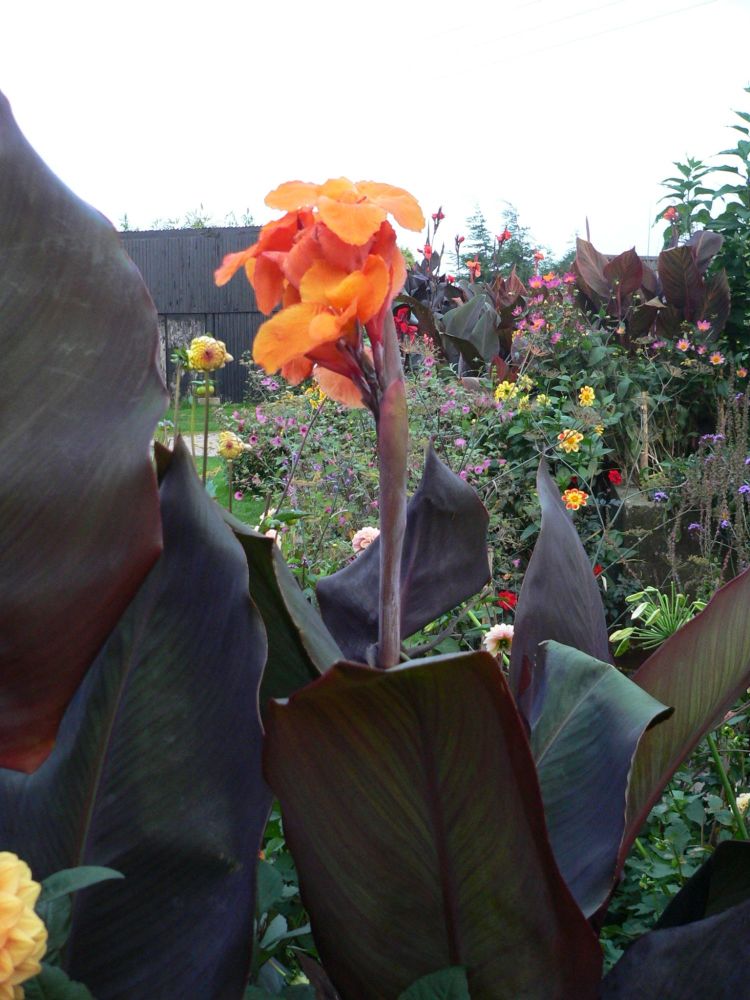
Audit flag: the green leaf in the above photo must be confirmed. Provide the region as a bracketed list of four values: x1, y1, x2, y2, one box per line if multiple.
[24, 965, 94, 1000]
[398, 966, 470, 1000]
[442, 295, 500, 363]
[40, 866, 123, 905]
[256, 859, 285, 917]
[622, 567, 750, 865]
[264, 652, 602, 1000]
[0, 442, 271, 998]
[531, 642, 671, 916]
[260, 914, 288, 950]
[0, 90, 168, 772]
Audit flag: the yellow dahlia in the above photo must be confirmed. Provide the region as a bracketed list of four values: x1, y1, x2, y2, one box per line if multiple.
[557, 429, 584, 453]
[561, 488, 589, 511]
[578, 385, 595, 407]
[0, 853, 47, 1000]
[187, 336, 233, 372]
[217, 431, 245, 461]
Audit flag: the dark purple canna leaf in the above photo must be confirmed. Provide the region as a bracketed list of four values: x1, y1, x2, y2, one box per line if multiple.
[0, 90, 167, 772]
[0, 441, 271, 999]
[223, 510, 341, 711]
[573, 238, 610, 303]
[264, 652, 602, 1000]
[509, 461, 611, 718]
[603, 248, 643, 300]
[658, 245, 704, 321]
[601, 854, 750, 1000]
[316, 445, 490, 664]
[621, 567, 750, 866]
[531, 642, 671, 917]
[686, 229, 724, 274]
[701, 269, 731, 334]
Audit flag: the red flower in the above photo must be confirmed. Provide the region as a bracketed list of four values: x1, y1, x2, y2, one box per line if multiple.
[466, 257, 481, 280]
[432, 209, 445, 222]
[455, 235, 465, 245]
[423, 243, 432, 260]
[497, 590, 518, 610]
[593, 564, 604, 577]
[533, 250, 545, 261]
[497, 228, 512, 244]
[394, 305, 418, 341]
[663, 206, 678, 222]
[445, 274, 455, 283]
[608, 469, 623, 486]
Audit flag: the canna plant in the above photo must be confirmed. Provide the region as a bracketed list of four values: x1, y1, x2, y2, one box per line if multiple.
[3, 90, 750, 1000]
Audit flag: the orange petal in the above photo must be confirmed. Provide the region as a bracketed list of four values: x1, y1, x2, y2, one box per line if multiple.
[325, 255, 389, 322]
[318, 196, 386, 246]
[215, 247, 255, 286]
[389, 249, 407, 299]
[256, 211, 303, 252]
[356, 182, 425, 232]
[283, 227, 324, 288]
[282, 283, 301, 307]
[299, 259, 349, 304]
[319, 177, 359, 202]
[252, 254, 287, 314]
[253, 303, 345, 373]
[314, 366, 365, 408]
[281, 357, 314, 385]
[265, 181, 321, 212]
[315, 224, 366, 273]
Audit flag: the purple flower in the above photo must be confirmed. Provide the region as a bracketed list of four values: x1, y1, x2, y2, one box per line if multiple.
[454, 437, 467, 448]
[459, 470, 468, 480]
[652, 491, 668, 503]
[234, 491, 244, 501]
[739, 484, 750, 495]
[687, 522, 702, 533]
[721, 519, 731, 528]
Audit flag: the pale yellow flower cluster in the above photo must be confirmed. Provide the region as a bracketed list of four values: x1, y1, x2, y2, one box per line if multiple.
[0, 853, 47, 1000]
[187, 336, 233, 372]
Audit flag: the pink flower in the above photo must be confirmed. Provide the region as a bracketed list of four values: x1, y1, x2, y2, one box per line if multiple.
[676, 338, 691, 351]
[423, 243, 433, 260]
[528, 275, 543, 289]
[696, 320, 711, 332]
[234, 490, 244, 501]
[562, 271, 576, 284]
[431, 209, 445, 221]
[352, 526, 380, 553]
[454, 437, 467, 447]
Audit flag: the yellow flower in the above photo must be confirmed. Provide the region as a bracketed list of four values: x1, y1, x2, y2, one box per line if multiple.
[578, 385, 596, 407]
[0, 853, 47, 999]
[494, 380, 518, 402]
[217, 431, 245, 460]
[517, 374, 534, 393]
[535, 393, 550, 407]
[304, 384, 327, 410]
[557, 429, 584, 453]
[517, 394, 531, 412]
[187, 336, 233, 372]
[561, 488, 589, 510]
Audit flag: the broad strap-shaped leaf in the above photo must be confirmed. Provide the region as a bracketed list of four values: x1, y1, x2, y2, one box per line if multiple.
[701, 269, 731, 333]
[686, 229, 724, 274]
[655, 840, 750, 929]
[573, 237, 610, 303]
[658, 245, 704, 320]
[316, 445, 490, 663]
[601, 898, 750, 998]
[0, 90, 167, 772]
[509, 461, 611, 717]
[603, 248, 643, 299]
[264, 652, 602, 1000]
[223, 509, 341, 710]
[0, 441, 271, 999]
[441, 294, 500, 363]
[622, 567, 750, 864]
[531, 642, 671, 917]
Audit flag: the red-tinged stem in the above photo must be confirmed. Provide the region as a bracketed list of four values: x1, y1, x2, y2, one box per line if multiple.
[374, 311, 408, 669]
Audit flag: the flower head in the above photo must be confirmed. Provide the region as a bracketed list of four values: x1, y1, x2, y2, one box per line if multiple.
[0, 853, 47, 998]
[663, 206, 678, 222]
[431, 209, 445, 222]
[676, 338, 691, 352]
[483, 623, 514, 657]
[738, 367, 748, 379]
[561, 488, 589, 510]
[187, 336, 233, 371]
[352, 526, 380, 553]
[737, 792, 750, 815]
[466, 257, 481, 281]
[608, 469, 623, 486]
[423, 243, 433, 261]
[533, 250, 545, 261]
[594, 424, 604, 436]
[557, 429, 584, 453]
[218, 431, 245, 461]
[652, 490, 668, 503]
[578, 385, 596, 407]
[494, 380, 518, 402]
[496, 590, 518, 611]
[696, 320, 711, 333]
[497, 228, 512, 244]
[709, 351, 725, 366]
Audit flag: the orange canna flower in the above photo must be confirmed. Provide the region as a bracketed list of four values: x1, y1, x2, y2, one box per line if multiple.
[466, 257, 481, 280]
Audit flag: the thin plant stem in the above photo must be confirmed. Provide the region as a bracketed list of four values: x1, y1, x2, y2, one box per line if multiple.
[228, 461, 233, 513]
[707, 730, 749, 838]
[170, 362, 183, 449]
[274, 400, 326, 513]
[201, 371, 210, 484]
[375, 311, 408, 669]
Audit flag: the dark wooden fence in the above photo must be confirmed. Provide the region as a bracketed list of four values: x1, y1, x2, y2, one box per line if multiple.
[120, 227, 263, 402]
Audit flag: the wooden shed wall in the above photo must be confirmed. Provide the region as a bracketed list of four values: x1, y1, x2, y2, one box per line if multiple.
[121, 227, 263, 401]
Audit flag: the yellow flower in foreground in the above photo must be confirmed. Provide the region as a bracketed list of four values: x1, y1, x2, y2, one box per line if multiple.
[0, 853, 47, 999]
[187, 336, 233, 372]
[594, 424, 604, 436]
[494, 380, 518, 402]
[557, 429, 584, 453]
[218, 431, 245, 461]
[561, 488, 589, 511]
[578, 385, 596, 407]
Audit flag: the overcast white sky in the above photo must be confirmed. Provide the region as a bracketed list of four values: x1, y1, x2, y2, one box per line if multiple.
[4, 0, 750, 259]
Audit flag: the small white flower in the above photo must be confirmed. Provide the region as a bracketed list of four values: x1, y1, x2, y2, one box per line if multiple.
[737, 792, 750, 815]
[483, 623, 514, 657]
[352, 526, 380, 554]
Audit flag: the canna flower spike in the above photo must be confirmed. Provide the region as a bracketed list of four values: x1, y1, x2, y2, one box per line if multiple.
[215, 177, 424, 410]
